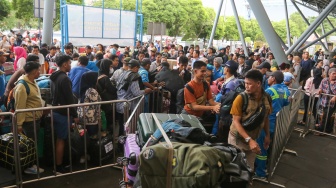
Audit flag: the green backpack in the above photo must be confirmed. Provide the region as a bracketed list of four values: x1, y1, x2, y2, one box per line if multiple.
[139, 142, 230, 188]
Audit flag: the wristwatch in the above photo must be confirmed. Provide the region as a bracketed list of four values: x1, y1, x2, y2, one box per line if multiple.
[245, 136, 251, 143]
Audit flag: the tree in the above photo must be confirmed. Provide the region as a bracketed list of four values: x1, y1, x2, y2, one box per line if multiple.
[92, 0, 136, 10]
[222, 16, 239, 41]
[0, 11, 17, 30]
[181, 0, 210, 40]
[289, 12, 307, 37]
[12, 0, 34, 24]
[0, 0, 10, 21]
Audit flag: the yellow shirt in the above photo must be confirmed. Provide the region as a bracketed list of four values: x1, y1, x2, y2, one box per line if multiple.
[230, 92, 272, 140]
[14, 75, 43, 127]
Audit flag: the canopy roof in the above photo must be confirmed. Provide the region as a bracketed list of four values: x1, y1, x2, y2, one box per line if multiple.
[295, 0, 336, 17]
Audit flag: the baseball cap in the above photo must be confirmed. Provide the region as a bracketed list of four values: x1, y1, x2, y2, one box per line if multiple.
[254, 52, 260, 56]
[223, 60, 238, 72]
[256, 62, 271, 70]
[124, 57, 131, 63]
[128, 59, 140, 68]
[140, 58, 151, 66]
[267, 71, 284, 83]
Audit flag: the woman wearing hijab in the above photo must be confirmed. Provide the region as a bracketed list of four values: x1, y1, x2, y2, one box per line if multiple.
[96, 59, 117, 133]
[298, 60, 323, 126]
[14, 47, 27, 71]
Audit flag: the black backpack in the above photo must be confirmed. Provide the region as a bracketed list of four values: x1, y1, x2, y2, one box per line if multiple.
[176, 80, 208, 114]
[220, 79, 247, 122]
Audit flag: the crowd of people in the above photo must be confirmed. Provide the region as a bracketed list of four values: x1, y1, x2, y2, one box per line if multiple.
[0, 34, 335, 179]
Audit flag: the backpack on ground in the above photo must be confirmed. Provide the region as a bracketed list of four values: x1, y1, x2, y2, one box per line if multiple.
[176, 80, 208, 114]
[133, 114, 251, 188]
[138, 142, 229, 188]
[0, 133, 36, 171]
[7, 80, 30, 112]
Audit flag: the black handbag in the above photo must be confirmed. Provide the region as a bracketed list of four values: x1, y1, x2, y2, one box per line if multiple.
[242, 100, 267, 131]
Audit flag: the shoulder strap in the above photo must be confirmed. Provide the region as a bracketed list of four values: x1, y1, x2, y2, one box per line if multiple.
[185, 83, 194, 94]
[202, 80, 208, 92]
[98, 74, 107, 80]
[185, 81, 207, 95]
[240, 92, 248, 112]
[96, 74, 108, 91]
[17, 80, 30, 95]
[265, 92, 272, 106]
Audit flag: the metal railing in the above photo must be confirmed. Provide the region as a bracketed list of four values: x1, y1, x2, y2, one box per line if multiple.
[260, 88, 302, 187]
[148, 89, 166, 114]
[124, 96, 145, 134]
[298, 92, 336, 138]
[0, 96, 144, 187]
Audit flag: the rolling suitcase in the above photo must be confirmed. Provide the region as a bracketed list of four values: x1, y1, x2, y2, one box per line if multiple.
[89, 133, 113, 165]
[137, 113, 205, 147]
[122, 134, 140, 185]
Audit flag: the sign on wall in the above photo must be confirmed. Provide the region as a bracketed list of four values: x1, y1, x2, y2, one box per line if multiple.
[66, 5, 136, 46]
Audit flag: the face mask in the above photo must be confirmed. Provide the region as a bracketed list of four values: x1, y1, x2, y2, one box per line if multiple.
[110, 48, 117, 55]
[109, 68, 114, 74]
[292, 60, 295, 63]
[288, 59, 291, 61]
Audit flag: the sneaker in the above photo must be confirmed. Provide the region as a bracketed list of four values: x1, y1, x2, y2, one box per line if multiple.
[24, 165, 44, 174]
[252, 174, 267, 181]
[54, 165, 70, 175]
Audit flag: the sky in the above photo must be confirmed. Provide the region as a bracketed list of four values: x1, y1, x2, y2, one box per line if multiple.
[201, 0, 318, 22]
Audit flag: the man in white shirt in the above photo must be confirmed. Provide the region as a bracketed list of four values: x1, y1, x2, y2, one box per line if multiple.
[30, 46, 45, 74]
[149, 52, 162, 72]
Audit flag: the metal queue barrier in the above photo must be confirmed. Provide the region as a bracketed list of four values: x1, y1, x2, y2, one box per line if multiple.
[2, 99, 132, 188]
[124, 95, 145, 134]
[299, 92, 336, 138]
[254, 88, 302, 187]
[148, 89, 165, 114]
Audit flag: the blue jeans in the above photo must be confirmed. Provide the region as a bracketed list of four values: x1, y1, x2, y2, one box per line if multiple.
[211, 93, 222, 135]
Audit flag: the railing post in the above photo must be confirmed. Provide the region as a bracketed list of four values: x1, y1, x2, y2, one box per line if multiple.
[12, 113, 23, 187]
